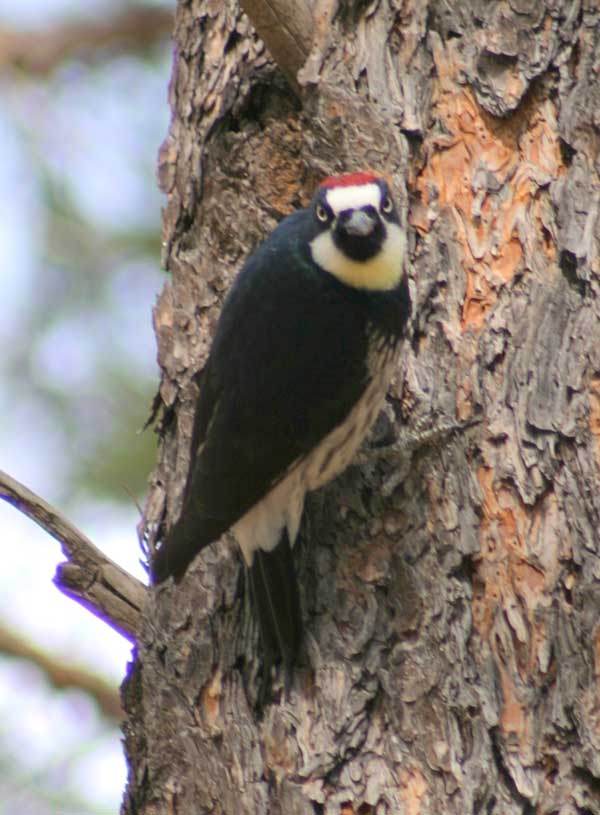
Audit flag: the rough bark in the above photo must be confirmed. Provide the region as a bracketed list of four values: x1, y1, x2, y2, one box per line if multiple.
[123, 1, 600, 813]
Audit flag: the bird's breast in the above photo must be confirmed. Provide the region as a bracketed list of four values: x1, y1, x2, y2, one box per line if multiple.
[300, 331, 400, 492]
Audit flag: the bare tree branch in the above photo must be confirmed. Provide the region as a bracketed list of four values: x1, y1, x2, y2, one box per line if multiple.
[240, 0, 313, 84]
[0, 6, 172, 75]
[0, 621, 121, 720]
[0, 469, 147, 642]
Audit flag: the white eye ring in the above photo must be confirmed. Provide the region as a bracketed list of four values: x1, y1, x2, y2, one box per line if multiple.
[381, 195, 393, 214]
[316, 204, 329, 223]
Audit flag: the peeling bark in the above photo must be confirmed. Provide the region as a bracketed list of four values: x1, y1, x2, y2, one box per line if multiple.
[123, 1, 600, 813]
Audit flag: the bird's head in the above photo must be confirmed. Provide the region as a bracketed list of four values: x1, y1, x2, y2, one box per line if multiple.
[308, 172, 406, 291]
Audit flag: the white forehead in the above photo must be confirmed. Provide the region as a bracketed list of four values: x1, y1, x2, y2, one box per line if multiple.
[324, 183, 382, 215]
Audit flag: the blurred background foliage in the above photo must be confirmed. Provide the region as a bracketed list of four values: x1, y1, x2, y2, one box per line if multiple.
[0, 0, 173, 811]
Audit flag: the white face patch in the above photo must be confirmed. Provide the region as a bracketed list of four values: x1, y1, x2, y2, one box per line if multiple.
[324, 183, 382, 215]
[310, 221, 406, 291]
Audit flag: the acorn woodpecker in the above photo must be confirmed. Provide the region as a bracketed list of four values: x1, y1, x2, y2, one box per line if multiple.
[152, 172, 411, 680]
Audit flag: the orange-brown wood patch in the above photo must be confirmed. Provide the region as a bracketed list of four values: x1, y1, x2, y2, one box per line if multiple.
[473, 467, 567, 756]
[413, 40, 565, 332]
[589, 374, 600, 468]
[398, 765, 428, 815]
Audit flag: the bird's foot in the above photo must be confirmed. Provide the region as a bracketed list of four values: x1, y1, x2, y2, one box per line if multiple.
[357, 414, 480, 496]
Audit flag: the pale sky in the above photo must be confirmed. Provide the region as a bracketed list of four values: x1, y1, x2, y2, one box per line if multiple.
[0, 0, 172, 810]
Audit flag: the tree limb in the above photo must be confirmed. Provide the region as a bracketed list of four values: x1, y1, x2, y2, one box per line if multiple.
[240, 0, 313, 84]
[0, 621, 121, 720]
[0, 470, 147, 643]
[0, 6, 172, 75]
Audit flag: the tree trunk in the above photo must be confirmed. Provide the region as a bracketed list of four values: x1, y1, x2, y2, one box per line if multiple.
[122, 1, 600, 812]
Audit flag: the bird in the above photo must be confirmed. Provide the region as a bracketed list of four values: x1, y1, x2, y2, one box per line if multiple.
[152, 171, 411, 686]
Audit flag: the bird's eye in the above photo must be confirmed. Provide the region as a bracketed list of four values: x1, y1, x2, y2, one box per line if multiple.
[381, 195, 393, 214]
[316, 204, 329, 223]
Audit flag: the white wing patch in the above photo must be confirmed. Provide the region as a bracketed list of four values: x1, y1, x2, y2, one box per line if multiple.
[324, 183, 382, 214]
[310, 221, 406, 291]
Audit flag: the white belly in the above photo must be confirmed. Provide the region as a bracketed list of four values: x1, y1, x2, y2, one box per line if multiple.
[301, 355, 393, 491]
[233, 338, 399, 565]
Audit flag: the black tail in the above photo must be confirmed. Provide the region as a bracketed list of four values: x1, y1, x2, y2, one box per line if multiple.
[248, 529, 302, 683]
[151, 510, 226, 584]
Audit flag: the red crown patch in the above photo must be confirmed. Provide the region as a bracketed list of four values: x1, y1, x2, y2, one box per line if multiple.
[319, 171, 381, 189]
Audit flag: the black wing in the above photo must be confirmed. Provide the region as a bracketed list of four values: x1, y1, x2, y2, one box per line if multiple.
[152, 212, 377, 582]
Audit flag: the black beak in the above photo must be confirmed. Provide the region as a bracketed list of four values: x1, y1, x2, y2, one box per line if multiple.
[339, 209, 377, 237]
